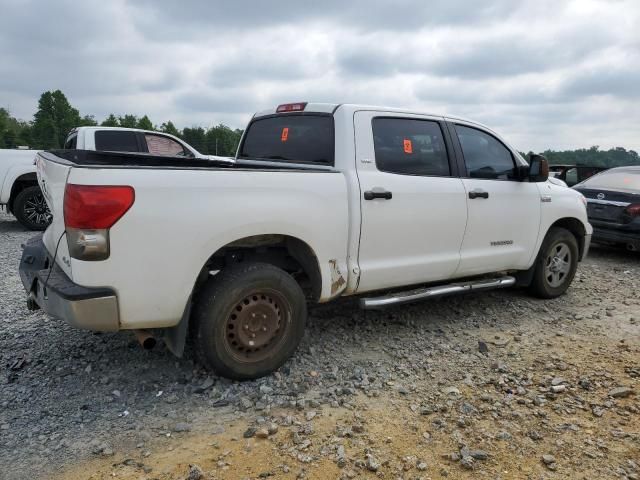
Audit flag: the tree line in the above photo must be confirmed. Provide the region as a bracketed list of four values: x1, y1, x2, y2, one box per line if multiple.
[2, 90, 639, 166]
[535, 146, 639, 168]
[0, 90, 243, 156]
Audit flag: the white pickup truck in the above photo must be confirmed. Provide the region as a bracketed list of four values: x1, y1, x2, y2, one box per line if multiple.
[20, 102, 592, 379]
[1, 127, 230, 230]
[0, 148, 48, 230]
[63, 126, 232, 163]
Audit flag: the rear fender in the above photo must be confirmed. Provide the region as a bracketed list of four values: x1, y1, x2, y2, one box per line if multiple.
[1, 165, 37, 205]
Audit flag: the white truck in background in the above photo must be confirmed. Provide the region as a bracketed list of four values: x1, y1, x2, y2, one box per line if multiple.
[20, 102, 592, 380]
[1, 127, 232, 229]
[62, 126, 233, 163]
[0, 148, 47, 230]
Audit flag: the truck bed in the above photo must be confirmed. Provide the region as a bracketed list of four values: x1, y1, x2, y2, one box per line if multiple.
[34, 149, 349, 330]
[43, 149, 336, 171]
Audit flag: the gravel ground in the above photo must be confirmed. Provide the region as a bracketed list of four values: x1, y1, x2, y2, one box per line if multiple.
[0, 210, 638, 480]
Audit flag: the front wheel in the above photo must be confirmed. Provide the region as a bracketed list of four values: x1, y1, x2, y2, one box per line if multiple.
[193, 262, 307, 380]
[528, 227, 579, 299]
[13, 186, 52, 231]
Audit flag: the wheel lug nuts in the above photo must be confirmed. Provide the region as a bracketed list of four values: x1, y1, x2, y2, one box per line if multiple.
[251, 333, 256, 338]
[244, 324, 249, 330]
[262, 326, 267, 332]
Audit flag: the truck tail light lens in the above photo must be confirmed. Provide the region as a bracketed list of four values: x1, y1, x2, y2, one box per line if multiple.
[276, 102, 307, 113]
[625, 204, 640, 217]
[64, 184, 135, 261]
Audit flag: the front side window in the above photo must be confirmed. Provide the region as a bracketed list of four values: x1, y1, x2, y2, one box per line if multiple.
[95, 131, 140, 153]
[372, 118, 450, 176]
[456, 125, 516, 180]
[145, 134, 188, 157]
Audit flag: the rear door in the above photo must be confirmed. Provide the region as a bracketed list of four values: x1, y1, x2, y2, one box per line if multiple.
[354, 111, 468, 292]
[449, 122, 541, 275]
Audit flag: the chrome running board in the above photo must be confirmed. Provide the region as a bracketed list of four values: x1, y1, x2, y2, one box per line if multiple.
[360, 275, 516, 309]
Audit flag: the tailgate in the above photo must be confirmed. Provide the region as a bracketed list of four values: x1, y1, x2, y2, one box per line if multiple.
[35, 152, 73, 278]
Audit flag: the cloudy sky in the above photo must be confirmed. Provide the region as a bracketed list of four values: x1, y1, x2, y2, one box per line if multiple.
[1, 0, 639, 151]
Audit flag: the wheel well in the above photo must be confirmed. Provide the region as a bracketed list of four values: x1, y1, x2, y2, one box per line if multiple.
[195, 235, 322, 302]
[8, 173, 38, 214]
[549, 217, 587, 258]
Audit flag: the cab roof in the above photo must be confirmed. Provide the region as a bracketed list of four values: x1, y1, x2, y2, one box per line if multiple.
[253, 102, 490, 130]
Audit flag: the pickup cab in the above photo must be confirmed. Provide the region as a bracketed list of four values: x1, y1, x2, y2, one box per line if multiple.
[20, 103, 592, 379]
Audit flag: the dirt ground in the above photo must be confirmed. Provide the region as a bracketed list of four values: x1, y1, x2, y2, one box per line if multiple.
[57, 317, 639, 480]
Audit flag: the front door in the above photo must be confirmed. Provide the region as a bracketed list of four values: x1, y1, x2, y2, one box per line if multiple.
[354, 111, 468, 292]
[449, 123, 541, 276]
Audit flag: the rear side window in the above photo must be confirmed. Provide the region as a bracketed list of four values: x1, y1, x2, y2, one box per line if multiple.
[581, 170, 640, 191]
[372, 118, 450, 176]
[239, 115, 334, 165]
[145, 134, 187, 157]
[95, 131, 140, 153]
[455, 125, 516, 180]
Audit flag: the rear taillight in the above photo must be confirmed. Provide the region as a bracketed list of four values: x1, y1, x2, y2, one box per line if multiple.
[276, 102, 307, 113]
[64, 184, 135, 261]
[625, 204, 640, 217]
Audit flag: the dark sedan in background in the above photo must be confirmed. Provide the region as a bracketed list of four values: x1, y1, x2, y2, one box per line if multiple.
[573, 166, 640, 252]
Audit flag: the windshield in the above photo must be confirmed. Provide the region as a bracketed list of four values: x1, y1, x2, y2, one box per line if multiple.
[581, 170, 640, 191]
[239, 114, 334, 165]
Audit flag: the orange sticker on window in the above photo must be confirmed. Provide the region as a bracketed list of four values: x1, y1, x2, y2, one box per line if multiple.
[281, 127, 289, 142]
[403, 138, 413, 154]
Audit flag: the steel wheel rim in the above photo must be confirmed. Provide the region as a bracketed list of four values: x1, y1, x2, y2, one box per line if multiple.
[544, 241, 572, 288]
[223, 289, 290, 364]
[23, 193, 52, 226]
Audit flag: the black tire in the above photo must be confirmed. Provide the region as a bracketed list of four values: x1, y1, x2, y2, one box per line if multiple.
[193, 262, 307, 380]
[528, 227, 579, 299]
[13, 186, 52, 231]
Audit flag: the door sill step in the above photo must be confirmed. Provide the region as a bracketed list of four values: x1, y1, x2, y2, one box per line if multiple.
[359, 275, 516, 309]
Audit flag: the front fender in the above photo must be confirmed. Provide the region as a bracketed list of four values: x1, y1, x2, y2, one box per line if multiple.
[528, 182, 592, 267]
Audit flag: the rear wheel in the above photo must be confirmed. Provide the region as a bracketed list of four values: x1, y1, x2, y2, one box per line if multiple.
[528, 227, 579, 298]
[13, 186, 52, 231]
[193, 262, 306, 380]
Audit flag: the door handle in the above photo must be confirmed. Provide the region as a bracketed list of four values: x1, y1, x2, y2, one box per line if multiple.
[364, 189, 392, 200]
[468, 189, 489, 199]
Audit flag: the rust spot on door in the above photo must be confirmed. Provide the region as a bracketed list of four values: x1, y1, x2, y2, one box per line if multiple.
[329, 259, 346, 296]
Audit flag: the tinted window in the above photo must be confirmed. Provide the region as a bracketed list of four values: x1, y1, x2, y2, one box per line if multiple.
[239, 115, 334, 165]
[145, 134, 188, 157]
[95, 131, 140, 153]
[372, 118, 450, 176]
[581, 170, 640, 191]
[64, 134, 77, 149]
[456, 125, 516, 180]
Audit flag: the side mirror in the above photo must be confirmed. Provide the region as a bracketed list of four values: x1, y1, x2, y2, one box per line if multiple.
[528, 154, 549, 182]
